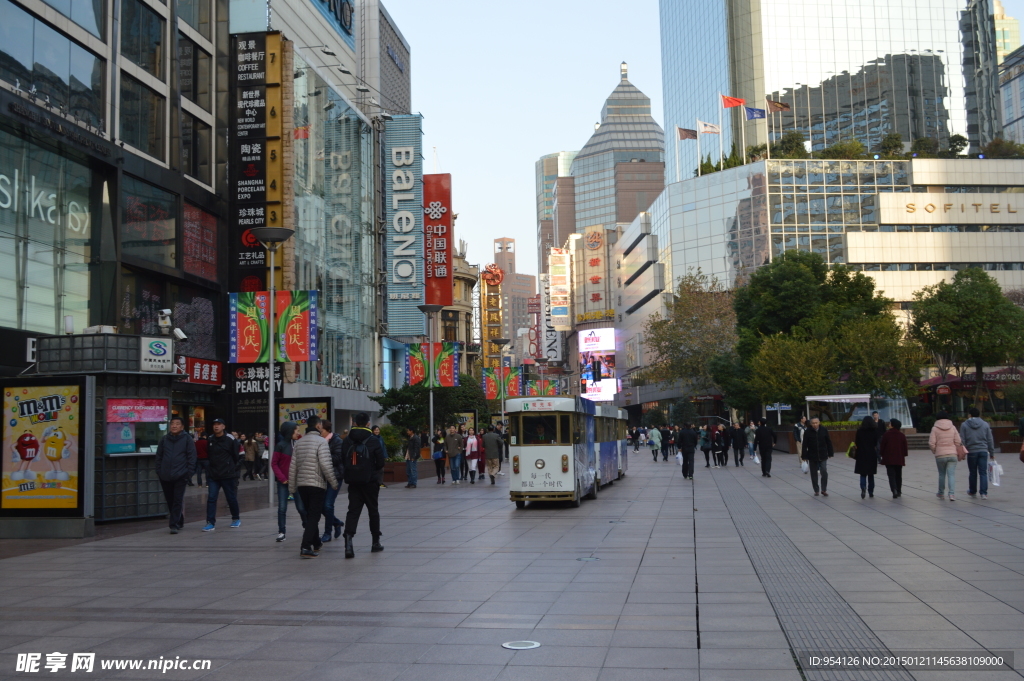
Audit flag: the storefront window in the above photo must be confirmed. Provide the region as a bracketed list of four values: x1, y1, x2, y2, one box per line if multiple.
[121, 175, 176, 267]
[121, 0, 165, 78]
[119, 267, 164, 335]
[182, 202, 217, 281]
[168, 283, 217, 360]
[0, 128, 97, 334]
[177, 33, 211, 111]
[120, 74, 166, 160]
[41, 0, 106, 39]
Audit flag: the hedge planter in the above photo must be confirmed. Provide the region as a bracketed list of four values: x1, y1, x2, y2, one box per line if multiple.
[381, 460, 435, 483]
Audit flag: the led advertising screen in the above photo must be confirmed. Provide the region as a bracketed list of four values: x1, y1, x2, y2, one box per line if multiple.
[578, 328, 617, 401]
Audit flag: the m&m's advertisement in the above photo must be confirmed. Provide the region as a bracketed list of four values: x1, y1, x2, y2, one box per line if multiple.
[2, 385, 80, 510]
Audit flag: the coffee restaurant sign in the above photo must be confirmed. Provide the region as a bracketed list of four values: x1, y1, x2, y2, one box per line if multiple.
[879, 193, 1024, 225]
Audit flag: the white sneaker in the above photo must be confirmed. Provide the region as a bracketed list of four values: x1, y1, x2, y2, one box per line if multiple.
[497, 471, 505, 476]
[276, 533, 286, 542]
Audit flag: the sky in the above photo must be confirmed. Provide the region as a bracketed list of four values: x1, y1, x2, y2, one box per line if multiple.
[382, 0, 663, 278]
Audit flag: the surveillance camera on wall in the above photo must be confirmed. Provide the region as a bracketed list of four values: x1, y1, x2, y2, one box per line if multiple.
[173, 328, 188, 341]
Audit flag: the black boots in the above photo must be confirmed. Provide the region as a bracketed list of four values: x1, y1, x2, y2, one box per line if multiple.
[490, 475, 495, 484]
[344, 535, 355, 559]
[371, 534, 384, 553]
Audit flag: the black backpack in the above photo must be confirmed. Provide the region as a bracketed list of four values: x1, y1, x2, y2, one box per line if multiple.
[345, 434, 384, 484]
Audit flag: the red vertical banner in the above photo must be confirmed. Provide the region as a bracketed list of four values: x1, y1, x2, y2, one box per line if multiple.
[423, 173, 453, 307]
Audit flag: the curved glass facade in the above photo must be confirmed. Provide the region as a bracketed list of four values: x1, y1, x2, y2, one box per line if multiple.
[661, 0, 1000, 181]
[292, 54, 376, 389]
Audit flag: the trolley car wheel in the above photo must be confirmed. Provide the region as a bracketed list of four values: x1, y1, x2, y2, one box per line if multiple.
[585, 479, 598, 500]
[571, 483, 582, 508]
[515, 500, 525, 509]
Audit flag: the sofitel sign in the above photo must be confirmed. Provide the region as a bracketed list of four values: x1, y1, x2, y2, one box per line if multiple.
[879, 193, 1024, 225]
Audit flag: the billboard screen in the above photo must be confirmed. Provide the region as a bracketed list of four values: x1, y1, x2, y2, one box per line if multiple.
[579, 328, 617, 401]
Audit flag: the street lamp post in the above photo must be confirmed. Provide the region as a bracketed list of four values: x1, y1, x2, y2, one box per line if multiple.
[492, 338, 510, 429]
[535, 357, 548, 395]
[250, 226, 294, 505]
[418, 304, 444, 441]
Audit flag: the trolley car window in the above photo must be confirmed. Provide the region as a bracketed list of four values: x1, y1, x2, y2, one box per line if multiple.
[521, 415, 558, 445]
[559, 415, 572, 444]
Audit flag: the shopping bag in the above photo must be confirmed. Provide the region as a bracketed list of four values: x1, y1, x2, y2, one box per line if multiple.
[753, 453, 761, 464]
[989, 459, 1003, 487]
[675, 452, 683, 464]
[801, 460, 809, 474]
[846, 442, 857, 459]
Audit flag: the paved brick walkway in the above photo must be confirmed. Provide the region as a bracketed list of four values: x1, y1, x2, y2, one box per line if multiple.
[1, 450, 1022, 680]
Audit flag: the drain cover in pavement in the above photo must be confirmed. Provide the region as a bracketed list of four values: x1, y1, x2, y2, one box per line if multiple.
[502, 641, 541, 650]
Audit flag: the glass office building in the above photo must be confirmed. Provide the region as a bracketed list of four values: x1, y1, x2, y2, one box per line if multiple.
[661, 0, 1002, 182]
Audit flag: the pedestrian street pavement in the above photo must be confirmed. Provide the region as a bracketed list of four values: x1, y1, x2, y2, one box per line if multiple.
[2, 449, 1023, 681]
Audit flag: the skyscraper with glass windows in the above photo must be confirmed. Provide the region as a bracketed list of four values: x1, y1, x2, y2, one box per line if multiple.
[661, 0, 1002, 182]
[535, 151, 577, 274]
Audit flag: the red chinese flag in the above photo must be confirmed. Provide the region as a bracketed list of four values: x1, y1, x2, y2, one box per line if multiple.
[721, 95, 746, 108]
[423, 174, 453, 307]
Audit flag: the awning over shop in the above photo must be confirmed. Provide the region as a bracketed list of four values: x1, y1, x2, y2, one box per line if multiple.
[805, 394, 871, 403]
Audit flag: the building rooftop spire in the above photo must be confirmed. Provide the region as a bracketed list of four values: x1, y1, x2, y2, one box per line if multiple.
[620, 61, 628, 80]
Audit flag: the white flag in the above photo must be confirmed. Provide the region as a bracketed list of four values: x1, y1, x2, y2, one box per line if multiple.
[697, 120, 720, 134]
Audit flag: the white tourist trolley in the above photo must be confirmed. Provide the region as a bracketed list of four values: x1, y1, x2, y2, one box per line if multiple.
[507, 396, 628, 508]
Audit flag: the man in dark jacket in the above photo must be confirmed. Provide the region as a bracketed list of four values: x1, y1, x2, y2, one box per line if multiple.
[730, 422, 746, 467]
[155, 417, 197, 534]
[801, 417, 834, 496]
[342, 412, 387, 558]
[317, 419, 345, 543]
[677, 424, 699, 479]
[482, 426, 503, 484]
[203, 418, 242, 531]
[404, 427, 421, 488]
[755, 419, 777, 477]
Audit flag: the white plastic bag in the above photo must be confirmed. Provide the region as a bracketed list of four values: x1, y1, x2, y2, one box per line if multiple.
[675, 452, 683, 464]
[753, 453, 761, 465]
[801, 460, 809, 474]
[989, 459, 1003, 487]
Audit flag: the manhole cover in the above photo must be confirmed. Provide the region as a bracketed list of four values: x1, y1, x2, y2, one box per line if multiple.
[502, 641, 541, 650]
[576, 557, 600, 561]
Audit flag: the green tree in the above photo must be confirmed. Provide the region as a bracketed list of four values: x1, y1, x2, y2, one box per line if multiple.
[819, 139, 867, 159]
[911, 137, 939, 157]
[981, 137, 1024, 158]
[911, 269, 1024, 413]
[643, 270, 736, 392]
[371, 373, 490, 433]
[832, 316, 925, 397]
[879, 132, 904, 157]
[945, 134, 968, 157]
[772, 131, 809, 159]
[709, 352, 762, 412]
[750, 336, 838, 406]
[669, 398, 700, 425]
[642, 408, 667, 428]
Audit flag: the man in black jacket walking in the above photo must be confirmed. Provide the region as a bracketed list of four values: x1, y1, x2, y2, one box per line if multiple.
[155, 417, 197, 534]
[755, 419, 777, 477]
[203, 418, 242, 531]
[342, 412, 387, 557]
[317, 419, 345, 543]
[677, 424, 699, 479]
[730, 422, 746, 467]
[801, 417, 834, 496]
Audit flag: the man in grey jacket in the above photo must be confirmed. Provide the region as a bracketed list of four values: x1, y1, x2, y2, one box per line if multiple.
[288, 416, 339, 558]
[960, 408, 995, 499]
[155, 417, 197, 534]
[482, 426, 503, 485]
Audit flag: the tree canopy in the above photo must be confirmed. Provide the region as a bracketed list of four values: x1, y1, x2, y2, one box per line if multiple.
[371, 373, 489, 433]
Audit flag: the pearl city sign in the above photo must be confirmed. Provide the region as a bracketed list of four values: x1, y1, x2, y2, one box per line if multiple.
[879, 193, 1024, 225]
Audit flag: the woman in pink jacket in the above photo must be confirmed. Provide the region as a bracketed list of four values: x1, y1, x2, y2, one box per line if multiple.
[928, 411, 962, 501]
[464, 427, 485, 484]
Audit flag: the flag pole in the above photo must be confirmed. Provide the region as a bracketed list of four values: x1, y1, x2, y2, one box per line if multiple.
[696, 118, 702, 177]
[765, 100, 771, 160]
[717, 92, 724, 170]
[741, 109, 747, 164]
[675, 131, 681, 183]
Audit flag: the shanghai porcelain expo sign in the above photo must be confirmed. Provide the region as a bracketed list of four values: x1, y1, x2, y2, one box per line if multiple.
[879, 193, 1024, 225]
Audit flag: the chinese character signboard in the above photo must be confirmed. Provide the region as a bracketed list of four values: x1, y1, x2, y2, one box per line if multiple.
[139, 337, 174, 373]
[229, 32, 284, 291]
[406, 342, 461, 387]
[1, 378, 95, 515]
[229, 291, 271, 363]
[483, 367, 522, 400]
[578, 327, 618, 402]
[547, 248, 572, 331]
[176, 357, 224, 385]
[105, 399, 169, 423]
[275, 290, 319, 362]
[423, 173, 453, 307]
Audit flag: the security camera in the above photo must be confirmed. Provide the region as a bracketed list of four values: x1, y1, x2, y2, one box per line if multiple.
[157, 310, 173, 335]
[173, 328, 188, 341]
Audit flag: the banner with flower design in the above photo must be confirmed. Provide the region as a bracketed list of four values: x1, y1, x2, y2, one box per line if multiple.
[483, 366, 522, 400]
[405, 342, 461, 387]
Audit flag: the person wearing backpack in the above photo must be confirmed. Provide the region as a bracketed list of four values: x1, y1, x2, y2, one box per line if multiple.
[341, 412, 387, 558]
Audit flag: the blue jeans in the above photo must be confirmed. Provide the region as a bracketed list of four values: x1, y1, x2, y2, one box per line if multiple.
[936, 456, 957, 495]
[748, 442, 756, 458]
[322, 485, 342, 527]
[194, 459, 208, 486]
[966, 451, 989, 495]
[450, 454, 462, 481]
[859, 474, 875, 493]
[206, 477, 240, 525]
[276, 481, 306, 534]
[406, 458, 418, 485]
